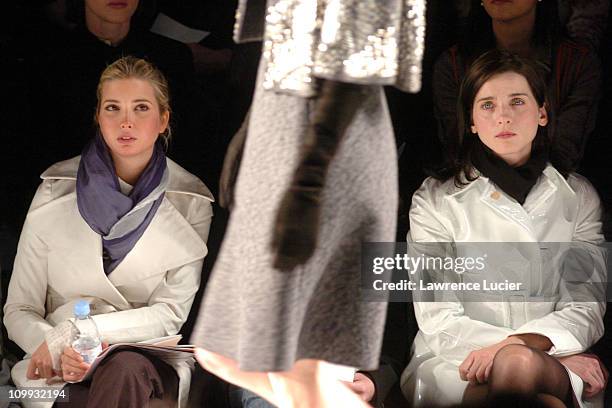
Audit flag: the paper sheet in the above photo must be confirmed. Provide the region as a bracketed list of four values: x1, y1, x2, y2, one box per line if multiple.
[150, 13, 209, 44]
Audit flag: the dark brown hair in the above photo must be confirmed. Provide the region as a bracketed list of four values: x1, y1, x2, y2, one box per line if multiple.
[441, 49, 552, 186]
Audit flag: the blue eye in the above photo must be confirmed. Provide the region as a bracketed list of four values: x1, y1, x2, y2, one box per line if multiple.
[481, 101, 494, 110]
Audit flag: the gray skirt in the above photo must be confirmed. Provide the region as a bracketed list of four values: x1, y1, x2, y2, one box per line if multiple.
[190, 60, 398, 372]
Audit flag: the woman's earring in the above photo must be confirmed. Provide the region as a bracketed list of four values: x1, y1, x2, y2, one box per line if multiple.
[481, 1, 484, 5]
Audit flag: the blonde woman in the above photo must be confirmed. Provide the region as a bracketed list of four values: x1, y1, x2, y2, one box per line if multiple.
[4, 56, 213, 408]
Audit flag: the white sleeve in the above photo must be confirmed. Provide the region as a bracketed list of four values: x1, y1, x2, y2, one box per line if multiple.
[3, 182, 55, 354]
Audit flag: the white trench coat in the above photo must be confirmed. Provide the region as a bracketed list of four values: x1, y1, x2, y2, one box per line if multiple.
[4, 156, 213, 408]
[401, 165, 606, 408]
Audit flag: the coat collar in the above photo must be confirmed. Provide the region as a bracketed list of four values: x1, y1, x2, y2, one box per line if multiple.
[445, 164, 575, 199]
[40, 155, 214, 202]
[444, 164, 576, 237]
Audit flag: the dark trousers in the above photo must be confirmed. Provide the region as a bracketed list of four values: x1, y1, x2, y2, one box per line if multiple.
[53, 350, 179, 408]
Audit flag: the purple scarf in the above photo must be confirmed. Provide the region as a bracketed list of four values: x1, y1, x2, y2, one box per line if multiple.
[76, 133, 169, 274]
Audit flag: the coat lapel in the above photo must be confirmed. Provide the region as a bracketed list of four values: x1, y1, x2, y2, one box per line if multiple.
[40, 193, 132, 310]
[108, 198, 207, 287]
[522, 175, 557, 215]
[479, 179, 535, 236]
[477, 166, 571, 239]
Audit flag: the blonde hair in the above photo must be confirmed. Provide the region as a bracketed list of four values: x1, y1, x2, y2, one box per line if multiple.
[95, 56, 172, 147]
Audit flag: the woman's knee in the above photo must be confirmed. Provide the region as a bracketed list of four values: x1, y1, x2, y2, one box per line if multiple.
[489, 344, 541, 390]
[492, 344, 539, 373]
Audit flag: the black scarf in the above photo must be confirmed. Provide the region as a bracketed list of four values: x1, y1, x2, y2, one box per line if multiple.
[471, 141, 548, 205]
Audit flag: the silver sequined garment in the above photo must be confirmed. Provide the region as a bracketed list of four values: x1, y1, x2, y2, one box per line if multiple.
[234, 0, 426, 96]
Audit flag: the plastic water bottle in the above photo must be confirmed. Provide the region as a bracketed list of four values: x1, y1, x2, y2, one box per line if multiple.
[71, 300, 102, 364]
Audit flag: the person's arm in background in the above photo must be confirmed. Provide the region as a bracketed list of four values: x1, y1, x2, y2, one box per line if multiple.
[551, 43, 602, 172]
[558, 0, 609, 51]
[152, 0, 235, 75]
[432, 48, 462, 162]
[187, 45, 232, 75]
[358, 301, 414, 407]
[189, 0, 235, 75]
[343, 357, 405, 406]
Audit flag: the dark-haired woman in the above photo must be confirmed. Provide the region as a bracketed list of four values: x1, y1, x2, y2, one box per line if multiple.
[402, 50, 607, 407]
[432, 0, 601, 175]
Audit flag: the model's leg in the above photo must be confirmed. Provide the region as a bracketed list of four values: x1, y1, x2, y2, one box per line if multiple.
[195, 348, 278, 405]
[267, 359, 371, 408]
[486, 344, 572, 407]
[196, 350, 371, 408]
[228, 384, 277, 408]
[272, 80, 370, 271]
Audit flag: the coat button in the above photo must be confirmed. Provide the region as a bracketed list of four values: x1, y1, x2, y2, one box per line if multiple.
[490, 191, 501, 200]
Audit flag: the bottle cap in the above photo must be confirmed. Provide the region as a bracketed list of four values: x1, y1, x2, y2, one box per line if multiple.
[74, 300, 91, 317]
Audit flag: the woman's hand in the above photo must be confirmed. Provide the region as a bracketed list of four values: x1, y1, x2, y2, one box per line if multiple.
[558, 353, 609, 399]
[459, 337, 525, 385]
[343, 372, 376, 402]
[459, 344, 498, 385]
[60, 346, 91, 383]
[26, 341, 58, 381]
